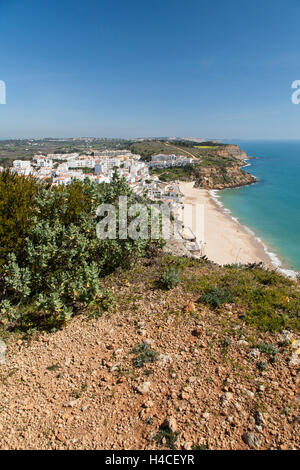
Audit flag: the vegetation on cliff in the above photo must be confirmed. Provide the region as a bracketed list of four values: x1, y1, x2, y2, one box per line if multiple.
[129, 139, 246, 162]
[0, 171, 298, 338]
[0, 171, 161, 331]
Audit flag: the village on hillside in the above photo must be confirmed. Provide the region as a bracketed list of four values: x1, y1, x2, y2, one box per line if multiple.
[1, 149, 196, 208]
[1, 150, 202, 256]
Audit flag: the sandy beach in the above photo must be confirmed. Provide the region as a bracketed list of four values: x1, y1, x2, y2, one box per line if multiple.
[179, 182, 271, 266]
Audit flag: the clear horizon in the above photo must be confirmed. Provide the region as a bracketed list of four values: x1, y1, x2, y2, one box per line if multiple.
[1, 0, 300, 139]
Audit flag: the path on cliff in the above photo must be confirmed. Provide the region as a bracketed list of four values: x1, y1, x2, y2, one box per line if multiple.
[165, 142, 198, 160]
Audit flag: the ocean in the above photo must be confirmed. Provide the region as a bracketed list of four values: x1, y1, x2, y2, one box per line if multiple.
[215, 140, 300, 275]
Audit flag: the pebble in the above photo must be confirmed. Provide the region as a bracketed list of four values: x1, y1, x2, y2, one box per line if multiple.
[163, 416, 177, 433]
[63, 400, 77, 408]
[242, 432, 261, 449]
[136, 381, 151, 395]
[113, 348, 123, 356]
[192, 328, 201, 337]
[142, 399, 154, 409]
[280, 330, 293, 343]
[254, 411, 265, 426]
[248, 348, 261, 359]
[0, 340, 6, 365]
[158, 354, 172, 366]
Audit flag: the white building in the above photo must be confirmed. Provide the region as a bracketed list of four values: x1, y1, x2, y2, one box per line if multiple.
[68, 159, 95, 168]
[13, 160, 32, 169]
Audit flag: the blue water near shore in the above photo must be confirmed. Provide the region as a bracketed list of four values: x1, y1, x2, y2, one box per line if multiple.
[216, 141, 300, 274]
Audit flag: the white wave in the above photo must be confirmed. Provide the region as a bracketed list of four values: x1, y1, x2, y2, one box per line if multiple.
[242, 158, 251, 168]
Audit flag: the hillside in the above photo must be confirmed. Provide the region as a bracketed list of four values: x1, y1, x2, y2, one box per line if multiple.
[151, 156, 256, 189]
[0, 139, 130, 168]
[131, 139, 254, 189]
[192, 157, 256, 189]
[0, 173, 299, 451]
[129, 139, 247, 162]
[0, 255, 299, 450]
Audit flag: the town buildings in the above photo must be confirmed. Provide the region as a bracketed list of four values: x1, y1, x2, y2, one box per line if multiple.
[10, 150, 185, 210]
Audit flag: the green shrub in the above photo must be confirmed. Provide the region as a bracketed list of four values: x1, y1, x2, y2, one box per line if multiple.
[257, 342, 278, 357]
[256, 342, 278, 363]
[0, 170, 40, 268]
[159, 266, 181, 290]
[200, 286, 233, 308]
[0, 173, 161, 330]
[257, 360, 268, 371]
[154, 429, 178, 449]
[195, 265, 299, 331]
[131, 342, 159, 368]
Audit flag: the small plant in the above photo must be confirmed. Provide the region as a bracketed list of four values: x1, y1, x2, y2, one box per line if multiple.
[257, 342, 278, 363]
[100, 290, 114, 311]
[192, 443, 208, 450]
[131, 342, 159, 368]
[72, 382, 88, 399]
[200, 286, 233, 309]
[281, 406, 291, 416]
[46, 364, 61, 372]
[257, 342, 277, 356]
[223, 337, 231, 348]
[155, 428, 178, 449]
[158, 266, 181, 290]
[257, 360, 268, 371]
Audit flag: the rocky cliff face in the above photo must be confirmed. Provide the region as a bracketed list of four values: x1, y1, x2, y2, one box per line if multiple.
[192, 144, 255, 189]
[152, 143, 256, 190]
[193, 163, 256, 190]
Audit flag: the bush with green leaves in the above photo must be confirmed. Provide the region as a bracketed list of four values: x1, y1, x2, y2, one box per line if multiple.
[159, 266, 181, 290]
[257, 360, 268, 371]
[131, 342, 159, 368]
[256, 342, 278, 363]
[200, 286, 233, 309]
[0, 170, 39, 268]
[0, 172, 162, 329]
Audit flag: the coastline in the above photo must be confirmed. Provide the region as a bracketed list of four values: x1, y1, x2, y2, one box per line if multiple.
[210, 188, 298, 279]
[179, 181, 273, 268]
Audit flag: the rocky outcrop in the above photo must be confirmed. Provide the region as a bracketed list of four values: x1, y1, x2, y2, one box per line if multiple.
[152, 143, 256, 190]
[193, 163, 256, 190]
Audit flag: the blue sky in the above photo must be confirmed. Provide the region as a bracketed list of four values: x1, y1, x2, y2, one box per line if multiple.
[1, 0, 300, 139]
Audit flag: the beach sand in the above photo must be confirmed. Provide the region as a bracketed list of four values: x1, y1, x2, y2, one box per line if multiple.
[179, 181, 271, 266]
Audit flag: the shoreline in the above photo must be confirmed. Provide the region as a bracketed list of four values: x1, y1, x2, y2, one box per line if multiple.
[209, 188, 298, 279]
[179, 181, 284, 271]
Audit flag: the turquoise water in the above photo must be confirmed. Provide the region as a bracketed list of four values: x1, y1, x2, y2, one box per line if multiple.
[218, 141, 300, 273]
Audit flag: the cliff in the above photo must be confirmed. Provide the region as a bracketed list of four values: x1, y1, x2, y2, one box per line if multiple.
[149, 141, 256, 190]
[193, 161, 256, 190]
